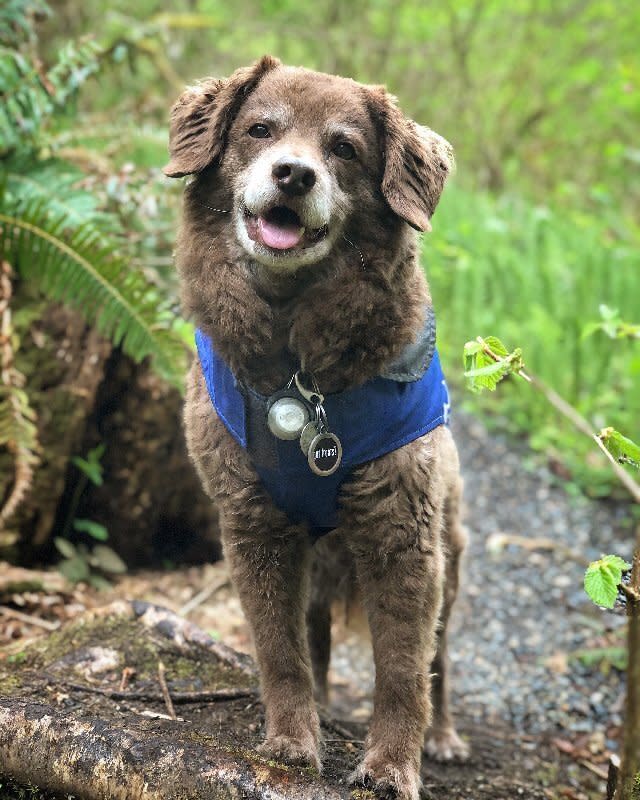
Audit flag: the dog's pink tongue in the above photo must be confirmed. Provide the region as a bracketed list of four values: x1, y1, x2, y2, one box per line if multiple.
[258, 216, 304, 250]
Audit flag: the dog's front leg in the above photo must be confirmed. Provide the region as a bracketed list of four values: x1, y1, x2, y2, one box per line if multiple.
[221, 516, 321, 770]
[351, 543, 442, 799]
[344, 445, 445, 800]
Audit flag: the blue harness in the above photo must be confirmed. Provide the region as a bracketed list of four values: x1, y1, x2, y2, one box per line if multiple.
[195, 322, 450, 536]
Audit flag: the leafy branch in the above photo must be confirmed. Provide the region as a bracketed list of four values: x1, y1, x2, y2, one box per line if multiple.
[464, 334, 640, 502]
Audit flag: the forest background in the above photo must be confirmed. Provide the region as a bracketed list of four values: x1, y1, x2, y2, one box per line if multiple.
[1, 0, 639, 567]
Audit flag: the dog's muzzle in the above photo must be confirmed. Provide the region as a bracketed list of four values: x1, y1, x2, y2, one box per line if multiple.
[243, 204, 328, 251]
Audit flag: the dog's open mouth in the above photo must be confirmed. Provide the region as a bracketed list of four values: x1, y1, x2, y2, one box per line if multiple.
[244, 206, 328, 252]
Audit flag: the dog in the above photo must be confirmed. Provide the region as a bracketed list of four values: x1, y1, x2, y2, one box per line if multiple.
[165, 56, 467, 800]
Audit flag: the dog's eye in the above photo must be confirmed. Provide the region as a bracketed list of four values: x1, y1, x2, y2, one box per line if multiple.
[248, 124, 271, 139]
[333, 141, 356, 160]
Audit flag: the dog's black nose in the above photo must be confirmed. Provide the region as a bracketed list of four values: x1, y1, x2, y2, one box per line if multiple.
[272, 158, 316, 196]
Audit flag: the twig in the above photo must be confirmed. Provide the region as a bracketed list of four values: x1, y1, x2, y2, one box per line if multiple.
[0, 607, 60, 632]
[157, 661, 177, 721]
[119, 666, 136, 692]
[319, 714, 360, 741]
[178, 576, 230, 617]
[486, 532, 590, 567]
[578, 758, 610, 781]
[477, 337, 640, 503]
[591, 433, 640, 505]
[62, 681, 257, 704]
[323, 738, 364, 744]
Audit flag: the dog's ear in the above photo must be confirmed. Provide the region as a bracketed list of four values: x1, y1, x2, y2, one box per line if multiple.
[164, 55, 280, 178]
[367, 87, 454, 231]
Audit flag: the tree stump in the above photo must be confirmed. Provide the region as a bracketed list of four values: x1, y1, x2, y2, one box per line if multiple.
[0, 601, 359, 800]
[2, 294, 219, 568]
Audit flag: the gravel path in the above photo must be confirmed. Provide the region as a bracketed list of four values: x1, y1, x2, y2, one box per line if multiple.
[328, 408, 631, 745]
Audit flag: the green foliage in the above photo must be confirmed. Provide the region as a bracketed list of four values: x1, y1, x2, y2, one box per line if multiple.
[463, 336, 524, 393]
[584, 555, 631, 609]
[71, 443, 106, 487]
[1, 5, 187, 386]
[431, 186, 640, 495]
[0, 385, 39, 499]
[571, 645, 627, 673]
[583, 305, 640, 342]
[73, 519, 108, 541]
[0, 183, 186, 387]
[598, 428, 640, 471]
[0, 1, 50, 46]
[0, 37, 102, 151]
[54, 535, 126, 586]
[0, 4, 189, 523]
[58, 0, 637, 215]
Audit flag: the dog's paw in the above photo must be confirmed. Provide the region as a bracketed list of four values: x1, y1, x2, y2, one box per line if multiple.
[257, 735, 321, 771]
[423, 727, 470, 762]
[349, 757, 420, 800]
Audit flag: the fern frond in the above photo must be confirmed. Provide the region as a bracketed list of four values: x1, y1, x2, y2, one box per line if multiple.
[0, 384, 39, 522]
[0, 258, 39, 523]
[0, 38, 102, 151]
[0, 1, 50, 47]
[0, 194, 188, 388]
[5, 157, 116, 229]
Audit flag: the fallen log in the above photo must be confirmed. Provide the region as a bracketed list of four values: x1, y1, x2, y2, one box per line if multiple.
[0, 600, 358, 800]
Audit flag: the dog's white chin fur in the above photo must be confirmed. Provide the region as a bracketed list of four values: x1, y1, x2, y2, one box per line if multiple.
[234, 211, 335, 271]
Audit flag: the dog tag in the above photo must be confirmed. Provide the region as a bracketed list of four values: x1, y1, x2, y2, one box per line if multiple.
[299, 420, 320, 455]
[307, 431, 342, 476]
[267, 396, 310, 440]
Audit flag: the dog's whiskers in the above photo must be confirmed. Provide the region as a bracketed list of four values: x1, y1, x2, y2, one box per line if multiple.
[342, 235, 366, 271]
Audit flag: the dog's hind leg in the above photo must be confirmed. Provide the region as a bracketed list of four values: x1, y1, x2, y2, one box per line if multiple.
[307, 588, 331, 706]
[307, 532, 352, 706]
[423, 475, 470, 762]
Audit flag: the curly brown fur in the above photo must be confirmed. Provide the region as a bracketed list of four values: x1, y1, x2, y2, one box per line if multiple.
[167, 57, 466, 799]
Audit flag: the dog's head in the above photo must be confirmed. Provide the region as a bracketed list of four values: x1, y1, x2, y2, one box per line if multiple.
[165, 57, 453, 272]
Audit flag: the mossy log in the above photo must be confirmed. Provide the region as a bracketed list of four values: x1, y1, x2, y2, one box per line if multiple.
[0, 601, 358, 800]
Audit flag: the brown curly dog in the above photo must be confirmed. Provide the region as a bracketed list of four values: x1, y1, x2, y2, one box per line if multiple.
[165, 55, 468, 800]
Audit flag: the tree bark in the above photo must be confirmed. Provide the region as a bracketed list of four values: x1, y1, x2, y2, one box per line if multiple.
[616, 531, 640, 800]
[0, 601, 348, 800]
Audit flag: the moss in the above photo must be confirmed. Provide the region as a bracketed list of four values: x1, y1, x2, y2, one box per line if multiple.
[0, 775, 67, 800]
[0, 674, 22, 694]
[0, 613, 256, 699]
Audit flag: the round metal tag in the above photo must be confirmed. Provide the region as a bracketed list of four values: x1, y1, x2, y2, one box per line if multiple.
[307, 432, 342, 476]
[299, 421, 320, 455]
[267, 396, 310, 440]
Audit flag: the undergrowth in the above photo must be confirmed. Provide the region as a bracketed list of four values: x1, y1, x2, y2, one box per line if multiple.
[427, 185, 640, 495]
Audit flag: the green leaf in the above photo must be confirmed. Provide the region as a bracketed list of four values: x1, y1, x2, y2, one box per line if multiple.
[582, 306, 640, 341]
[87, 574, 112, 591]
[71, 456, 103, 486]
[89, 545, 127, 574]
[584, 554, 632, 608]
[53, 536, 77, 559]
[58, 555, 90, 583]
[73, 518, 109, 541]
[463, 336, 525, 393]
[598, 428, 640, 470]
